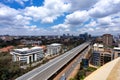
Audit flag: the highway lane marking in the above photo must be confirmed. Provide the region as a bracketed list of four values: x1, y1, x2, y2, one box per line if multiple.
[16, 43, 90, 80]
[26, 49, 74, 80]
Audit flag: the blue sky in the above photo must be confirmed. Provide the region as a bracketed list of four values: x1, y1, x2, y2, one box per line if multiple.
[0, 0, 120, 36]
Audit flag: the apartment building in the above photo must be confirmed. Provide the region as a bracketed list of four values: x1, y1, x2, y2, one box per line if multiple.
[100, 52, 113, 66]
[102, 34, 113, 46]
[92, 43, 113, 66]
[92, 51, 113, 66]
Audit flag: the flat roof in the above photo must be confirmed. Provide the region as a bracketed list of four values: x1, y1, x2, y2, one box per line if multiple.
[98, 44, 103, 47]
[114, 47, 120, 50]
[12, 47, 43, 55]
[31, 46, 42, 49]
[47, 43, 61, 47]
[14, 48, 29, 52]
[93, 43, 104, 47]
[50, 43, 61, 46]
[85, 57, 120, 80]
[14, 47, 42, 51]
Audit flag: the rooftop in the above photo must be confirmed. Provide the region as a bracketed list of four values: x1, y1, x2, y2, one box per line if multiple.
[85, 57, 120, 80]
[0, 46, 14, 52]
[93, 43, 104, 47]
[14, 48, 29, 52]
[31, 46, 42, 49]
[98, 44, 103, 48]
[93, 43, 97, 47]
[103, 34, 113, 36]
[114, 47, 120, 50]
[13, 46, 43, 54]
[50, 43, 61, 46]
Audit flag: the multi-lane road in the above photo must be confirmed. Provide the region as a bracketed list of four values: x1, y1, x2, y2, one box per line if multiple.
[60, 46, 90, 80]
[16, 42, 90, 80]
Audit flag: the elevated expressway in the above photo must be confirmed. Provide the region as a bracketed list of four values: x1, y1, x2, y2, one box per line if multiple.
[16, 41, 91, 80]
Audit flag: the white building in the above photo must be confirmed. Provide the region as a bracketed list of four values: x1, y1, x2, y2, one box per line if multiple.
[10, 47, 44, 64]
[47, 43, 62, 55]
[93, 43, 104, 51]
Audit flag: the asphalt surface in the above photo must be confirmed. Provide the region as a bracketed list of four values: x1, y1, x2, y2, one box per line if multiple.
[16, 42, 90, 80]
[62, 47, 90, 79]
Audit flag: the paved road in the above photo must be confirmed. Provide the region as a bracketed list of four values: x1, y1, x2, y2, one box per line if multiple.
[16, 42, 90, 80]
[64, 47, 90, 79]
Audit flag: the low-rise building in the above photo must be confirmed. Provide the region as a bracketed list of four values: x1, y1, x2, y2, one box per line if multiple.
[47, 43, 62, 56]
[10, 46, 44, 64]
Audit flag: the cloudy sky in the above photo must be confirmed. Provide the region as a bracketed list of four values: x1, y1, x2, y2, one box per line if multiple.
[0, 0, 120, 36]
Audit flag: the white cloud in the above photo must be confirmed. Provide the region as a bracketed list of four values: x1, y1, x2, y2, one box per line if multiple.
[89, 0, 120, 18]
[51, 24, 69, 29]
[65, 0, 98, 11]
[84, 20, 97, 27]
[97, 17, 112, 25]
[15, 0, 29, 5]
[65, 11, 89, 25]
[23, 0, 120, 35]
[1, 0, 120, 35]
[0, 4, 19, 27]
[0, 3, 62, 35]
[44, 0, 70, 12]
[51, 10, 90, 35]
[0, 3, 19, 16]
[24, 6, 49, 21]
[51, 11, 89, 32]
[96, 14, 120, 28]
[0, 4, 32, 33]
[24, 0, 71, 23]
[77, 25, 120, 36]
[4, 0, 30, 5]
[24, 25, 38, 31]
[41, 17, 55, 23]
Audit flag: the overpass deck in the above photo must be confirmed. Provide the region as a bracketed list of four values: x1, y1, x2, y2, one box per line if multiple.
[16, 42, 90, 80]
